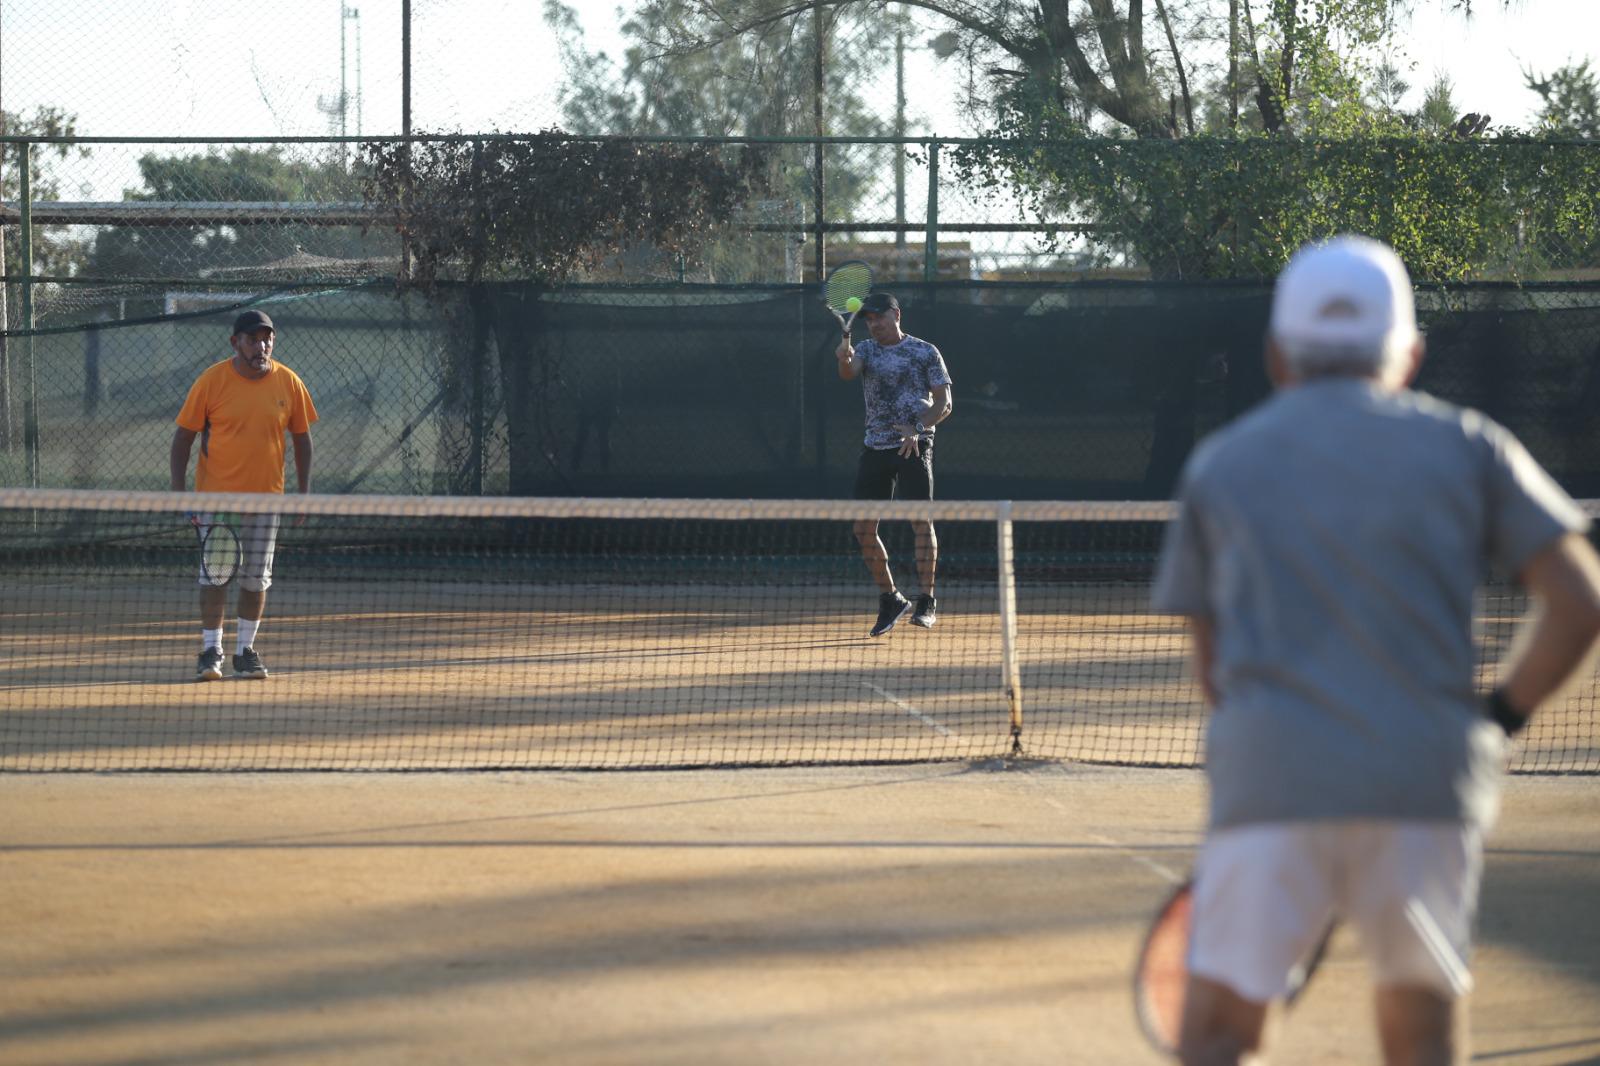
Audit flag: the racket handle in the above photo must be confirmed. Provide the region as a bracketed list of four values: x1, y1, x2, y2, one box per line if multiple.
[1486, 688, 1529, 736]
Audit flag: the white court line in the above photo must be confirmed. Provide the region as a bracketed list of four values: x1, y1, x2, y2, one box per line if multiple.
[862, 681, 956, 736]
[1021, 768, 1187, 885]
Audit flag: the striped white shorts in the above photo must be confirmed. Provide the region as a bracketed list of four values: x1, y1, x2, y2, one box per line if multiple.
[1189, 820, 1482, 1003]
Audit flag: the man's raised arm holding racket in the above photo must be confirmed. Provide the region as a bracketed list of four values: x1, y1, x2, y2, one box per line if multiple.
[1146, 236, 1600, 1065]
[171, 309, 318, 682]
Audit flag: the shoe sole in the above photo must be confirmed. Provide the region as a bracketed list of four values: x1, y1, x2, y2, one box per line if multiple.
[195, 669, 222, 682]
[870, 603, 912, 637]
[910, 615, 936, 629]
[234, 670, 269, 680]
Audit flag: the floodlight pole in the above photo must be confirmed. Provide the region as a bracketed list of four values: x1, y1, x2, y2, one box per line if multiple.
[812, 0, 825, 283]
[0, 2, 9, 456]
[19, 142, 38, 487]
[401, 0, 412, 281]
[895, 29, 906, 259]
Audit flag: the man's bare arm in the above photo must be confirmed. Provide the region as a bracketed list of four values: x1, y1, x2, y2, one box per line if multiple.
[170, 427, 198, 492]
[291, 431, 314, 495]
[1495, 532, 1600, 725]
[1188, 615, 1218, 708]
[836, 336, 860, 381]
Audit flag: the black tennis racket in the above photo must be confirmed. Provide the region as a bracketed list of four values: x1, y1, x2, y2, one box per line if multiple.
[823, 259, 873, 339]
[191, 515, 241, 587]
[1133, 878, 1334, 1057]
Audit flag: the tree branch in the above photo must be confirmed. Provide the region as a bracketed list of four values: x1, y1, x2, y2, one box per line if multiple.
[1152, 0, 1193, 135]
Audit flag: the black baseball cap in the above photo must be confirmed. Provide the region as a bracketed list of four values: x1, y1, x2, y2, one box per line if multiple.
[859, 292, 899, 314]
[231, 309, 275, 335]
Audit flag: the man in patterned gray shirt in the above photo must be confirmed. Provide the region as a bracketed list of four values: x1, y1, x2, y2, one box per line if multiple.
[1152, 235, 1600, 1065]
[836, 292, 953, 636]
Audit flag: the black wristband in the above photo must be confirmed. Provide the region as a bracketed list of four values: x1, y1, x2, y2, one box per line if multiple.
[1486, 688, 1529, 737]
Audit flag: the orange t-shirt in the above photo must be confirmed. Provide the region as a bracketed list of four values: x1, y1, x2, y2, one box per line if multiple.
[175, 359, 319, 493]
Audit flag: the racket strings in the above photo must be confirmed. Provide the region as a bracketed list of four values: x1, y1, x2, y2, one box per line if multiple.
[201, 526, 240, 584]
[825, 262, 872, 310]
[1135, 886, 1193, 1053]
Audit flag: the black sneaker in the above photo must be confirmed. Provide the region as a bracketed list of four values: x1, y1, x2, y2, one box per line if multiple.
[233, 646, 269, 680]
[195, 646, 224, 682]
[911, 594, 938, 628]
[870, 591, 912, 637]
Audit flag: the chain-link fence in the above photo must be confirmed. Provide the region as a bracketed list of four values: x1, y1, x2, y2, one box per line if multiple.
[5, 275, 1599, 500]
[3, 1, 1598, 495]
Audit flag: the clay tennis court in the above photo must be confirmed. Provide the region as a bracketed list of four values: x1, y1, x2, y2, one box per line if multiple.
[3, 765, 1597, 1065]
[3, 573, 1201, 771]
[5, 573, 1593, 773]
[5, 560, 1598, 1063]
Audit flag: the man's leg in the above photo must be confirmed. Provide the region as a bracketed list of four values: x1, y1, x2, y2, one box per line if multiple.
[853, 449, 911, 635]
[237, 588, 266, 627]
[904, 446, 938, 627]
[855, 518, 911, 636]
[232, 514, 277, 678]
[853, 519, 897, 594]
[195, 584, 228, 680]
[1179, 975, 1269, 1066]
[1351, 823, 1477, 1066]
[910, 520, 939, 627]
[200, 584, 227, 630]
[913, 520, 937, 596]
[1374, 985, 1462, 1066]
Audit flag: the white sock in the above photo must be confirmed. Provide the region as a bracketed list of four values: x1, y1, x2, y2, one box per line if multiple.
[202, 628, 223, 651]
[236, 618, 260, 654]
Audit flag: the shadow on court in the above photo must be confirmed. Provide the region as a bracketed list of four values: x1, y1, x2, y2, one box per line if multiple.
[2, 764, 1597, 1065]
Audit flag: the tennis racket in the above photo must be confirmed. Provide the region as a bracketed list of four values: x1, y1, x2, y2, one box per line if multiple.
[1133, 878, 1334, 1057]
[823, 259, 873, 339]
[191, 515, 241, 587]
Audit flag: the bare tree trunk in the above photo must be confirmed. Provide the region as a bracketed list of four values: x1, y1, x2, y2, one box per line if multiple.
[1153, 0, 1194, 135]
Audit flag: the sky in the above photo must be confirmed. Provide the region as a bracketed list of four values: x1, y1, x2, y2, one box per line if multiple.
[1392, 0, 1600, 124]
[0, 0, 1594, 207]
[4, 1, 1596, 140]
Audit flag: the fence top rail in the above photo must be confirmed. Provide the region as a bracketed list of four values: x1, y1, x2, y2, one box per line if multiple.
[0, 133, 1597, 148]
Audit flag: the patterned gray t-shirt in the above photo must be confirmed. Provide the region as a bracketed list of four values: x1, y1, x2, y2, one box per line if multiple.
[855, 334, 952, 450]
[1151, 379, 1588, 831]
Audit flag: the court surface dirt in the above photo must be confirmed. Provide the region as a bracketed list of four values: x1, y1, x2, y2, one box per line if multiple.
[3, 763, 1597, 1065]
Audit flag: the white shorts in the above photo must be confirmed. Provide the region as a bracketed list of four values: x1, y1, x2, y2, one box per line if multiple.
[1189, 820, 1482, 1003]
[196, 512, 280, 593]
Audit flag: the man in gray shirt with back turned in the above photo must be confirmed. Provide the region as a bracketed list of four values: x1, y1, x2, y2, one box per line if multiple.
[1152, 235, 1600, 1066]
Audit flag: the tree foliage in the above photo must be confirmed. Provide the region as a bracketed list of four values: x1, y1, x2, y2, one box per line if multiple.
[361, 131, 769, 495]
[362, 131, 769, 290]
[921, 1, 1594, 281]
[1525, 60, 1600, 139]
[2, 106, 91, 279]
[544, 0, 910, 231]
[949, 133, 1600, 281]
[89, 147, 375, 279]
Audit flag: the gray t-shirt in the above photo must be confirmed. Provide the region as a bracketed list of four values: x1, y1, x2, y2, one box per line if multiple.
[1152, 379, 1588, 831]
[855, 334, 952, 450]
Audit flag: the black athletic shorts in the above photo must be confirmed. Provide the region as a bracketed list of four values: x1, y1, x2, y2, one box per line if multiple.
[853, 440, 934, 501]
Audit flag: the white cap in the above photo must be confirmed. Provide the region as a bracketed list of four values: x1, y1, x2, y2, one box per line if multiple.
[1269, 235, 1419, 381]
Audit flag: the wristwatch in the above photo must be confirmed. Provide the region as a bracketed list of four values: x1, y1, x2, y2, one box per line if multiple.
[914, 421, 927, 435]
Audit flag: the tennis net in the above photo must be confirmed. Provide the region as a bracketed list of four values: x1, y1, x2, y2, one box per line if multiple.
[2, 489, 1596, 773]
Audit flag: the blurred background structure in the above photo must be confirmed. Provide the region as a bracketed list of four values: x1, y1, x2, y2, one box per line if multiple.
[2, 0, 1597, 497]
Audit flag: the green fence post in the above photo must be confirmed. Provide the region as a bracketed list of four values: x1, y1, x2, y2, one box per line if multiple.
[19, 141, 38, 488]
[923, 141, 939, 283]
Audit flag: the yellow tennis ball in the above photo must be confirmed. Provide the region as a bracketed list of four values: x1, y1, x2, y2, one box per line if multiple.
[845, 296, 862, 313]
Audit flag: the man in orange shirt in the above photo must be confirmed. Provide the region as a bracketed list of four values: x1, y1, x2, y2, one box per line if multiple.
[170, 309, 318, 681]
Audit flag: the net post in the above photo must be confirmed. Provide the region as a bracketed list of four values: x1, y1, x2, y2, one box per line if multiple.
[996, 500, 1023, 753]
